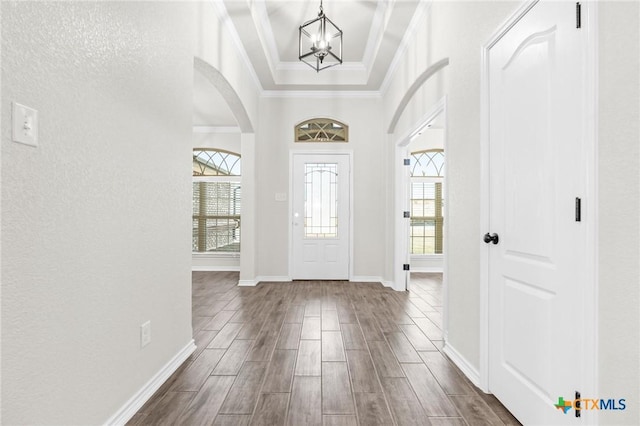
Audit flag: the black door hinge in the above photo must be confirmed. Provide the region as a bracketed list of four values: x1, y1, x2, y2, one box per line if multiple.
[403, 158, 410, 166]
[575, 391, 581, 417]
[576, 3, 582, 28]
[403, 264, 410, 271]
[403, 211, 410, 218]
[575, 197, 582, 222]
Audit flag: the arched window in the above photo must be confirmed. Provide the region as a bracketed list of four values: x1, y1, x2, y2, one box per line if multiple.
[192, 149, 241, 253]
[409, 149, 444, 255]
[295, 118, 349, 142]
[410, 149, 445, 177]
[193, 149, 241, 176]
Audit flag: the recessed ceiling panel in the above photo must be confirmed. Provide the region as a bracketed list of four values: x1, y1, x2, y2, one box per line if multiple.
[218, 0, 427, 91]
[266, 0, 377, 63]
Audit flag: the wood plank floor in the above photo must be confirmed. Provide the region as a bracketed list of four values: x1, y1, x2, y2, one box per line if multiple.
[129, 272, 520, 426]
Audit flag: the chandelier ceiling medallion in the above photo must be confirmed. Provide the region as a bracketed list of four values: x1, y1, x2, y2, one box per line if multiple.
[298, 0, 343, 72]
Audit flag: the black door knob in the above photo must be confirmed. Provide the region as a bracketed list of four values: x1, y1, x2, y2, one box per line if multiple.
[484, 233, 499, 244]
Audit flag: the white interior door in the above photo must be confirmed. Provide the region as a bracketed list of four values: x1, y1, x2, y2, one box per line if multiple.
[487, 1, 588, 424]
[292, 153, 350, 280]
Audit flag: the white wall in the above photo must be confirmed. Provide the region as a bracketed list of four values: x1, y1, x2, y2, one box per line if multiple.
[384, 0, 518, 369]
[597, 2, 639, 424]
[386, 1, 640, 423]
[1, 2, 194, 424]
[256, 96, 386, 281]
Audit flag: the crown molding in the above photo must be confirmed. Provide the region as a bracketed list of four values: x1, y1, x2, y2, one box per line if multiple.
[261, 90, 381, 99]
[249, 0, 280, 78]
[362, 0, 396, 79]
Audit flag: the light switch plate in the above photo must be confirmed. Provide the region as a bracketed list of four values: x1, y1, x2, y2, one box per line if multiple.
[275, 192, 287, 202]
[12, 102, 38, 147]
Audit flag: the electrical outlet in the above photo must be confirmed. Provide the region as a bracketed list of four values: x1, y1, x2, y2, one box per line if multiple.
[140, 321, 151, 348]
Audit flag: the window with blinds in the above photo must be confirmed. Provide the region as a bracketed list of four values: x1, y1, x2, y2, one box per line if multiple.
[410, 149, 444, 255]
[192, 149, 241, 253]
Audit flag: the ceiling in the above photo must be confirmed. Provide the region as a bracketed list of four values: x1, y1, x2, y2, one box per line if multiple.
[194, 0, 428, 127]
[220, 0, 425, 91]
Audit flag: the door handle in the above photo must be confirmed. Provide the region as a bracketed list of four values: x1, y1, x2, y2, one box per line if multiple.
[483, 233, 499, 245]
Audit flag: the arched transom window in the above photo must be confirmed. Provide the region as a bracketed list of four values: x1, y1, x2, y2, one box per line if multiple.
[193, 149, 241, 176]
[295, 118, 349, 142]
[410, 149, 445, 177]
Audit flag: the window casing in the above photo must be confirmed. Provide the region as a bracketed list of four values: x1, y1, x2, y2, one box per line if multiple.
[410, 150, 444, 255]
[192, 149, 241, 253]
[295, 118, 349, 142]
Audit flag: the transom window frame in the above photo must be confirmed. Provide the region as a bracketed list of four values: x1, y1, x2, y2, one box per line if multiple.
[192, 148, 242, 257]
[294, 118, 349, 143]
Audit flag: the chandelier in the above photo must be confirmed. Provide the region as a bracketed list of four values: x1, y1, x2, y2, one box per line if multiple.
[298, 0, 343, 72]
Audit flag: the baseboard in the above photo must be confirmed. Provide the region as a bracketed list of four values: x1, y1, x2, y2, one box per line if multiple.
[382, 280, 394, 288]
[104, 340, 196, 425]
[255, 276, 292, 282]
[350, 276, 383, 283]
[238, 279, 257, 286]
[442, 341, 481, 388]
[192, 266, 240, 272]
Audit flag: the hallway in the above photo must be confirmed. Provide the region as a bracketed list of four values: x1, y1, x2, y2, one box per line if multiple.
[129, 272, 519, 425]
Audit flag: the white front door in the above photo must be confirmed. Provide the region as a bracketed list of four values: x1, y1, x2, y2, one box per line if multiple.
[292, 153, 350, 280]
[487, 1, 588, 424]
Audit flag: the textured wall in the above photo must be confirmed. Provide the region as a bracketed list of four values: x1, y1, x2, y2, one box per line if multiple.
[1, 2, 194, 424]
[598, 2, 640, 424]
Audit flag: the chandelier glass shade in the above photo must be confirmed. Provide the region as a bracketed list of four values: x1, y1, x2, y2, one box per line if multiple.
[298, 0, 343, 72]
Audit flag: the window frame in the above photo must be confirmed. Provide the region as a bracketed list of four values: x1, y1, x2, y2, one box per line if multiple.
[192, 149, 242, 257]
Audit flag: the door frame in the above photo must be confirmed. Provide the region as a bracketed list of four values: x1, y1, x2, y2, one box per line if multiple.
[479, 0, 599, 404]
[289, 150, 354, 280]
[394, 96, 448, 336]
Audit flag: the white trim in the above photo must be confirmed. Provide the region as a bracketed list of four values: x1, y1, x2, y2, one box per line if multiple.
[410, 266, 443, 273]
[289, 151, 354, 282]
[192, 252, 240, 258]
[582, 2, 599, 417]
[393, 97, 447, 146]
[192, 266, 240, 272]
[104, 340, 196, 426]
[261, 90, 381, 99]
[211, 0, 263, 92]
[350, 276, 384, 283]
[255, 276, 292, 283]
[479, 0, 599, 398]
[442, 342, 481, 389]
[382, 280, 395, 289]
[361, 0, 396, 75]
[192, 126, 241, 134]
[275, 62, 367, 73]
[248, 0, 280, 79]
[238, 279, 258, 287]
[379, 0, 433, 95]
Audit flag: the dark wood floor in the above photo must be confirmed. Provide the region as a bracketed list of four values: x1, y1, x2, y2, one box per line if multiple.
[129, 272, 520, 426]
